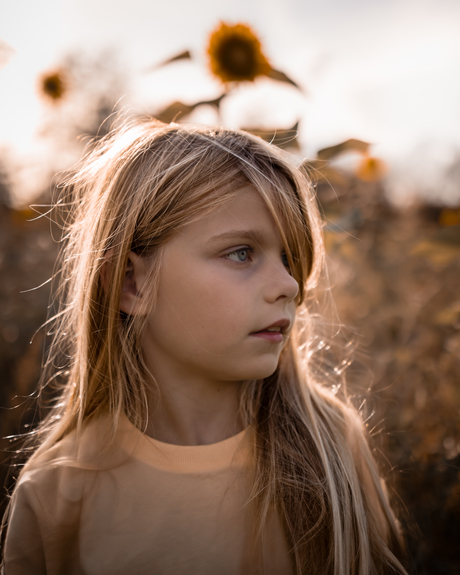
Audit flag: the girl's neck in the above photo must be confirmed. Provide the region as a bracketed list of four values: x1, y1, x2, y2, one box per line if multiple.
[144, 373, 245, 446]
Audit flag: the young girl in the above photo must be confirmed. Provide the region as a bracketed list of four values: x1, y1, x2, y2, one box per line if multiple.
[2, 120, 407, 574]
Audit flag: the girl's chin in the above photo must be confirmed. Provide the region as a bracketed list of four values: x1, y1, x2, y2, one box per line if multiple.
[234, 362, 279, 382]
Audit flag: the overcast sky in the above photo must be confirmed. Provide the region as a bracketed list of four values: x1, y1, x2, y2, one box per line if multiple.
[1, 0, 460, 203]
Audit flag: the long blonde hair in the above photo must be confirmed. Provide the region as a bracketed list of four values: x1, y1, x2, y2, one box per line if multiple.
[5, 119, 407, 574]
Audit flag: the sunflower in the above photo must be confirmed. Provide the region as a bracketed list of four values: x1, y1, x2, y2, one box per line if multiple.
[355, 155, 387, 182]
[39, 69, 67, 102]
[207, 22, 271, 83]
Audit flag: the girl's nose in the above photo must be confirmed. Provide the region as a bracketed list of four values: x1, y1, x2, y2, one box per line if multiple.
[264, 259, 300, 303]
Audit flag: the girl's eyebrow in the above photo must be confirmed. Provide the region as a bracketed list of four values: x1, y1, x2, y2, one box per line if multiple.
[207, 229, 266, 244]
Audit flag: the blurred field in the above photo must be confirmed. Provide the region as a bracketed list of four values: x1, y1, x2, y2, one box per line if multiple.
[317, 177, 460, 574]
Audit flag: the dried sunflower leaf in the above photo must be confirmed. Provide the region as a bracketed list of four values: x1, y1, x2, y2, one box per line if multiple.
[153, 93, 227, 124]
[195, 93, 226, 109]
[317, 139, 370, 161]
[146, 50, 192, 72]
[267, 68, 303, 91]
[153, 101, 196, 124]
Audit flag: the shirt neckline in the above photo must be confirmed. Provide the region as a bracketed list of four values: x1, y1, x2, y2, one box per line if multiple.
[120, 416, 253, 472]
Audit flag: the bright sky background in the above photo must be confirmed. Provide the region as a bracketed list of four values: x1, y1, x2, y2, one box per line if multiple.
[1, 0, 460, 204]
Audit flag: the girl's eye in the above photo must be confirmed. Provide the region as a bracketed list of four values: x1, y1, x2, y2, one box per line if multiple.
[226, 248, 252, 263]
[282, 252, 292, 274]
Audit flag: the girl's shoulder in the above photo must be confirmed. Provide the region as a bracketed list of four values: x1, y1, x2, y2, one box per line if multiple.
[18, 413, 140, 490]
[4, 416, 137, 573]
[9, 414, 141, 538]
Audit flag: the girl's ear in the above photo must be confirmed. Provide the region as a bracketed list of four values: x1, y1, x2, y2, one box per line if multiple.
[101, 251, 150, 316]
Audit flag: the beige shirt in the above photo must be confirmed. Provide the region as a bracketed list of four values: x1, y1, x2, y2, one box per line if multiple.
[3, 416, 293, 575]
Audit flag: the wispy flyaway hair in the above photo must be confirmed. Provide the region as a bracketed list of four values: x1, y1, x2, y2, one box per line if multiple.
[5, 119, 407, 574]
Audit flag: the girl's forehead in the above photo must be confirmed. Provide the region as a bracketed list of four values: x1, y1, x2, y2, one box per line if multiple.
[174, 184, 291, 247]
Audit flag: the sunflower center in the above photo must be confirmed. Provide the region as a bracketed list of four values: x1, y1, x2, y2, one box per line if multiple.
[46, 80, 59, 95]
[218, 38, 257, 77]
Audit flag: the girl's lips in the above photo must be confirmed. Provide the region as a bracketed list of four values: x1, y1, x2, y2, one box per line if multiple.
[250, 331, 284, 343]
[249, 318, 290, 343]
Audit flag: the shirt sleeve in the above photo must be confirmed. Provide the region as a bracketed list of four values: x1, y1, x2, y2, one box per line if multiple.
[3, 464, 89, 575]
[3, 478, 47, 575]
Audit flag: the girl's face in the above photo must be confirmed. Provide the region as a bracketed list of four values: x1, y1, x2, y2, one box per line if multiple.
[142, 184, 299, 386]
